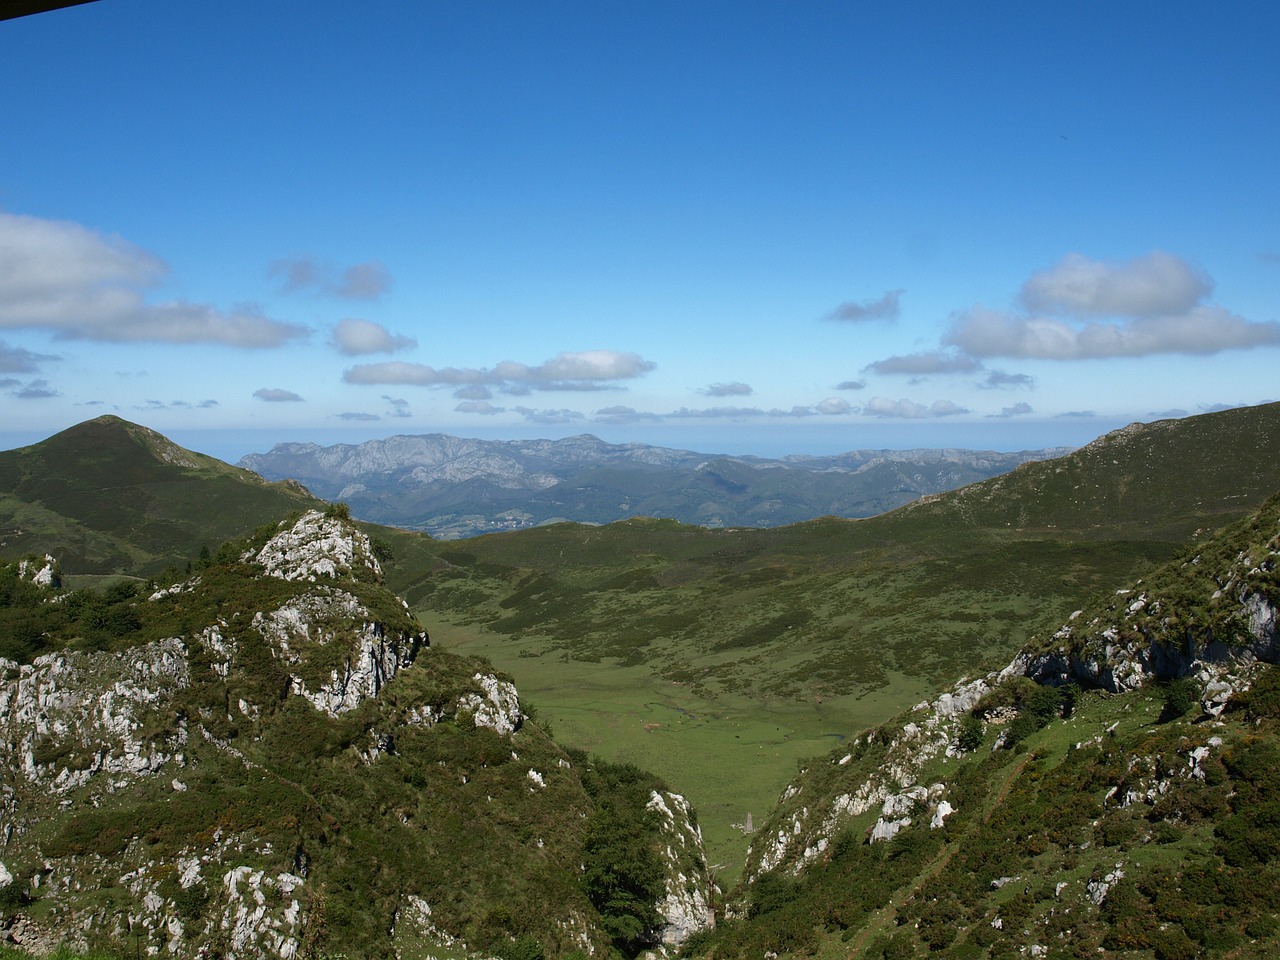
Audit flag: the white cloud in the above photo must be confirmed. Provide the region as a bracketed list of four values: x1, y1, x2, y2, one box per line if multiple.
[382, 395, 412, 418]
[816, 397, 853, 415]
[835, 379, 866, 391]
[864, 396, 969, 419]
[864, 351, 983, 376]
[667, 405, 766, 419]
[138, 398, 219, 411]
[338, 411, 381, 421]
[701, 381, 753, 397]
[946, 304, 1280, 359]
[343, 350, 656, 390]
[455, 400, 504, 415]
[8, 378, 59, 399]
[1021, 251, 1209, 318]
[593, 405, 662, 424]
[979, 370, 1035, 389]
[337, 262, 392, 300]
[331, 318, 417, 355]
[271, 256, 391, 300]
[453, 385, 493, 401]
[514, 406, 586, 424]
[768, 406, 818, 418]
[940, 250, 1280, 361]
[0, 211, 307, 347]
[825, 289, 904, 322]
[254, 387, 304, 402]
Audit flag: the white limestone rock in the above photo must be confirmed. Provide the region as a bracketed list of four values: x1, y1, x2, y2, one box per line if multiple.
[246, 510, 382, 583]
[0, 639, 190, 796]
[16, 555, 58, 589]
[252, 588, 423, 717]
[646, 790, 716, 948]
[457, 673, 523, 735]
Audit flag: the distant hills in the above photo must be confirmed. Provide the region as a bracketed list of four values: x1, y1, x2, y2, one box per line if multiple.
[239, 433, 1071, 537]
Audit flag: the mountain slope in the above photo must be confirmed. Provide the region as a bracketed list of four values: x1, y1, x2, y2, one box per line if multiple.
[239, 433, 1068, 537]
[0, 416, 322, 577]
[385, 403, 1280, 875]
[0, 510, 714, 959]
[694, 491, 1280, 959]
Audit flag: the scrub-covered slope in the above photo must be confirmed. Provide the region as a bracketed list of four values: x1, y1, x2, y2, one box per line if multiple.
[697, 492, 1280, 959]
[0, 509, 713, 959]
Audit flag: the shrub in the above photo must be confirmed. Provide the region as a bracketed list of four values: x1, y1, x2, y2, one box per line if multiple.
[1159, 678, 1199, 723]
[957, 714, 985, 752]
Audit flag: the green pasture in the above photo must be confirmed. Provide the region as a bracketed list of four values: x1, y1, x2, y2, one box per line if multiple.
[430, 616, 935, 881]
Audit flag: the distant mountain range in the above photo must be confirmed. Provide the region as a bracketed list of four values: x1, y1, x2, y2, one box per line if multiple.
[239, 434, 1073, 537]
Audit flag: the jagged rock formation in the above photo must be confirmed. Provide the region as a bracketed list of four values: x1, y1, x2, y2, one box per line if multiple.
[647, 790, 717, 947]
[0, 510, 713, 958]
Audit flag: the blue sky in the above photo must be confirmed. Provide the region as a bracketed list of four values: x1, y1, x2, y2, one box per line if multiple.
[1, 0, 1278, 462]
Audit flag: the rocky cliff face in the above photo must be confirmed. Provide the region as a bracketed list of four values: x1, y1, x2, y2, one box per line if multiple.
[0, 510, 713, 959]
[1016, 496, 1280, 705]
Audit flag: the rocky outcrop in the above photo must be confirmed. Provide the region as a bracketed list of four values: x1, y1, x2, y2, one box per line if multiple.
[15, 554, 58, 589]
[252, 588, 424, 716]
[1017, 514, 1280, 703]
[0, 639, 190, 796]
[457, 672, 523, 735]
[746, 677, 976, 880]
[246, 509, 382, 582]
[646, 790, 716, 948]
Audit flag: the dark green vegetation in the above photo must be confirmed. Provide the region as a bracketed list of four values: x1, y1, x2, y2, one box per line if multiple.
[4, 405, 1280, 957]
[693, 492, 1280, 958]
[701, 683, 1280, 960]
[379, 403, 1280, 872]
[0, 416, 322, 576]
[0, 515, 692, 959]
[241, 433, 1065, 538]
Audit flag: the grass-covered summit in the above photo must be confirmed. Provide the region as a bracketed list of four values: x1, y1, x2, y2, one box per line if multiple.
[0, 416, 323, 576]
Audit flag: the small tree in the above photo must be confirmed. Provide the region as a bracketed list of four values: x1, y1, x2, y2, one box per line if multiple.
[1159, 677, 1200, 723]
[957, 714, 985, 752]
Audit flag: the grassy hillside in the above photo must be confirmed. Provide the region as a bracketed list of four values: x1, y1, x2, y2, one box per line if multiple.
[0, 416, 322, 576]
[694, 490, 1280, 959]
[381, 403, 1280, 876]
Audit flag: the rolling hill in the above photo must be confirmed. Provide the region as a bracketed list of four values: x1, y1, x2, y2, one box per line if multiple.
[695, 490, 1280, 959]
[4, 404, 1280, 885]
